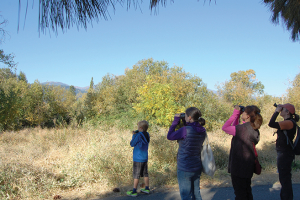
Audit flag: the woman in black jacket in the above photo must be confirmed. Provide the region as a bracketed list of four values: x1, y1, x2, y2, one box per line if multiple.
[268, 103, 299, 200]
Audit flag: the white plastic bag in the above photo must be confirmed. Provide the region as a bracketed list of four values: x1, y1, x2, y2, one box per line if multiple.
[201, 132, 216, 177]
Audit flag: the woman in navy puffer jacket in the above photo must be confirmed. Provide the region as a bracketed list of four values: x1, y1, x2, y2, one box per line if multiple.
[167, 107, 206, 200]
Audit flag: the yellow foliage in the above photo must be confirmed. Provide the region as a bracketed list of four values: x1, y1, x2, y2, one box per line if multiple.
[133, 75, 185, 126]
[218, 69, 264, 106]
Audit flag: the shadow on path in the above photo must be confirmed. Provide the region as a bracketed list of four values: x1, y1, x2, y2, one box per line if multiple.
[94, 184, 300, 200]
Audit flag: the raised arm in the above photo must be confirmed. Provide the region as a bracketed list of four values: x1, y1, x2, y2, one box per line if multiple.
[167, 116, 187, 140]
[222, 109, 240, 136]
[130, 133, 141, 147]
[269, 111, 294, 130]
[268, 111, 280, 129]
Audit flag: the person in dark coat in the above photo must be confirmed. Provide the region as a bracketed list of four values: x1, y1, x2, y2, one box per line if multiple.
[222, 105, 263, 200]
[167, 107, 206, 200]
[268, 103, 299, 200]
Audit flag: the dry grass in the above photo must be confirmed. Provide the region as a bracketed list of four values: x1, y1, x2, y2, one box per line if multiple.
[0, 124, 300, 199]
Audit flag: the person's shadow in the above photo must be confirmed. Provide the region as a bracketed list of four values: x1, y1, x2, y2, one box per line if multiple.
[208, 183, 300, 200]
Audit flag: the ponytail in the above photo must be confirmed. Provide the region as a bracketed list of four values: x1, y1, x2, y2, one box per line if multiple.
[186, 107, 205, 126]
[293, 113, 300, 122]
[245, 105, 263, 130]
[199, 117, 205, 126]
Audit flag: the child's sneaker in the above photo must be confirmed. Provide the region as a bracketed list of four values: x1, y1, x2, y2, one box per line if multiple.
[126, 190, 137, 197]
[140, 188, 150, 194]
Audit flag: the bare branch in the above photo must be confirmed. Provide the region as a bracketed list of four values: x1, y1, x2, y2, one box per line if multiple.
[0, 15, 8, 44]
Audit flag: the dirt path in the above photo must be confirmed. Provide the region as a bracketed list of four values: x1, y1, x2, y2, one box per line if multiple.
[200, 170, 300, 189]
[96, 184, 300, 200]
[85, 169, 300, 200]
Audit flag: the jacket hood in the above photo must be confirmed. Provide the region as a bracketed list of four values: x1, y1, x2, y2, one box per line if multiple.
[137, 132, 150, 147]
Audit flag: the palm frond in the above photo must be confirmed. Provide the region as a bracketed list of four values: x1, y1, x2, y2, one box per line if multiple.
[264, 0, 300, 41]
[39, 0, 117, 33]
[35, 0, 173, 33]
[22, 0, 300, 42]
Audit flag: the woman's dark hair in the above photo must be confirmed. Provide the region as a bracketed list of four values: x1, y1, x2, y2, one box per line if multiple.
[185, 107, 205, 126]
[292, 113, 300, 122]
[244, 105, 263, 130]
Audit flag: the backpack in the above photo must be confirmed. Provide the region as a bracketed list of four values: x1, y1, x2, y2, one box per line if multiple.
[283, 121, 300, 155]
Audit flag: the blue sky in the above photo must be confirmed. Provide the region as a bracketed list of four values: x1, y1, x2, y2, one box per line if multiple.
[0, 0, 299, 96]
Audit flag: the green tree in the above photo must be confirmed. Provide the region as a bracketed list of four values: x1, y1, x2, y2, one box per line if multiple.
[133, 75, 185, 126]
[217, 69, 264, 106]
[184, 88, 232, 131]
[73, 96, 85, 125]
[256, 94, 281, 124]
[43, 85, 75, 126]
[94, 74, 117, 116]
[84, 77, 97, 119]
[0, 50, 17, 69]
[24, 80, 48, 126]
[93, 59, 170, 117]
[69, 85, 76, 97]
[0, 69, 28, 130]
[0, 67, 16, 80]
[287, 73, 300, 111]
[0, 20, 23, 129]
[21, 82, 77, 127]
[91, 58, 220, 128]
[89, 77, 94, 90]
[66, 85, 79, 124]
[18, 71, 28, 83]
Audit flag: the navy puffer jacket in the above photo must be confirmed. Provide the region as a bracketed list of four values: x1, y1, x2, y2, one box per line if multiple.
[177, 126, 206, 172]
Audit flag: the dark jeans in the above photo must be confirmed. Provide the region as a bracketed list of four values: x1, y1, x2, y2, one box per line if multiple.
[277, 151, 295, 200]
[177, 169, 202, 200]
[231, 174, 253, 200]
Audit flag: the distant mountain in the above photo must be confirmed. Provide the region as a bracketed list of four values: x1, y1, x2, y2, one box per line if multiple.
[41, 82, 88, 94]
[41, 81, 217, 96]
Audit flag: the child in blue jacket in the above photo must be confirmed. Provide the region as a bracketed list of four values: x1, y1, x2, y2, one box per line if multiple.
[126, 120, 150, 197]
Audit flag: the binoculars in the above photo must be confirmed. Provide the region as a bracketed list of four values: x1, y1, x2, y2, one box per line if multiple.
[180, 113, 185, 119]
[239, 106, 245, 112]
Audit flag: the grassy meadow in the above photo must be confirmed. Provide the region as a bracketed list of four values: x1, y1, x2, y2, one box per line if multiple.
[1, 123, 300, 200]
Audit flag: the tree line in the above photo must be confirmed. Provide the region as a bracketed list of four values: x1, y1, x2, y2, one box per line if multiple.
[1, 58, 299, 131]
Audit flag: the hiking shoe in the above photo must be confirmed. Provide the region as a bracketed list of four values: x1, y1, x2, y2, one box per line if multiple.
[126, 190, 137, 197]
[140, 188, 150, 194]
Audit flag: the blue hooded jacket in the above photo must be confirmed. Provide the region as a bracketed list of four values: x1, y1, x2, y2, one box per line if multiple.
[130, 132, 150, 162]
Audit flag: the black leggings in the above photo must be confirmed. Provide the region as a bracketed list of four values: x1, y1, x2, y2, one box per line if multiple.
[277, 151, 295, 200]
[231, 174, 253, 200]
